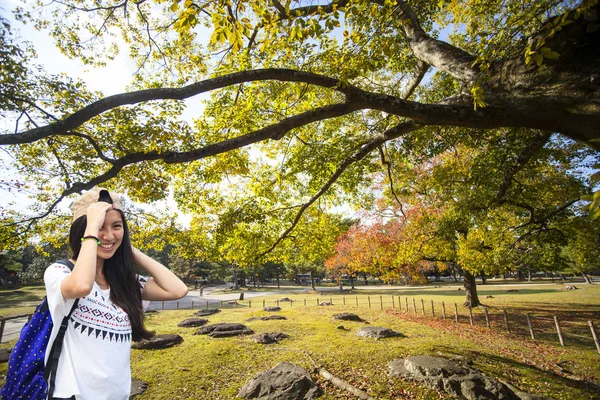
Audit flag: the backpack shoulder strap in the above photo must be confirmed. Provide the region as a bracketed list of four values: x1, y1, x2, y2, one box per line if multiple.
[44, 258, 80, 400]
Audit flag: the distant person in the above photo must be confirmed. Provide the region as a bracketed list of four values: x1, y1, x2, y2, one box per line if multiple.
[44, 188, 188, 399]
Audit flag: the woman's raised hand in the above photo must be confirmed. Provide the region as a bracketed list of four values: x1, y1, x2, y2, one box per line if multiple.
[85, 202, 114, 234]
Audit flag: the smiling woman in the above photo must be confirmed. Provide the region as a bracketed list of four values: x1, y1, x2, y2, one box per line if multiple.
[38, 187, 188, 400]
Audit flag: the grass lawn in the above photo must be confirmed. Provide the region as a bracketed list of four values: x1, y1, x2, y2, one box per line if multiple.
[1, 283, 599, 399]
[0, 285, 46, 318]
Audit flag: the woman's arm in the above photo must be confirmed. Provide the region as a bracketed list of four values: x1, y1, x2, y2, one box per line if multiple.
[61, 202, 113, 299]
[133, 247, 189, 301]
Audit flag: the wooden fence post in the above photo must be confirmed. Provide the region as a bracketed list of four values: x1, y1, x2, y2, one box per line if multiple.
[380, 296, 383, 309]
[483, 307, 490, 329]
[442, 302, 446, 319]
[330, 297, 333, 305]
[263, 299, 266, 308]
[304, 299, 307, 306]
[176, 301, 179, 310]
[421, 299, 425, 315]
[0, 319, 5, 343]
[356, 296, 358, 306]
[277, 300, 280, 307]
[220, 300, 223, 309]
[503, 310, 511, 333]
[161, 301, 165, 310]
[191, 301, 194, 309]
[368, 296, 371, 308]
[249, 300, 252, 308]
[392, 296, 395, 309]
[27, 314, 33, 322]
[468, 306, 473, 326]
[431, 300, 435, 317]
[343, 297, 346, 305]
[526, 313, 535, 340]
[554, 316, 565, 346]
[405, 297, 408, 313]
[589, 320, 600, 354]
[454, 303, 459, 323]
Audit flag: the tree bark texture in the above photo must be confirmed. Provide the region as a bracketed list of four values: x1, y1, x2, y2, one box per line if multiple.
[463, 271, 480, 307]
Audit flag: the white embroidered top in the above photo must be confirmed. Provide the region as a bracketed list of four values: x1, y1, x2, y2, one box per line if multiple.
[44, 262, 148, 400]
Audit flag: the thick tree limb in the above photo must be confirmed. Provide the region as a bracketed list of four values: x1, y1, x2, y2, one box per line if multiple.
[496, 132, 552, 202]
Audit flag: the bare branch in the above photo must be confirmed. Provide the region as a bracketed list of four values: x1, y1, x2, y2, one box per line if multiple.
[259, 121, 419, 257]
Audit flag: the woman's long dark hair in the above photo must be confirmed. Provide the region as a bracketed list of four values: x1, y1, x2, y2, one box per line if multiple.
[69, 211, 154, 341]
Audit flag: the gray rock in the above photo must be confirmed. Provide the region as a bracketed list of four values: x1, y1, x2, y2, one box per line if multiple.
[388, 355, 524, 399]
[247, 315, 287, 322]
[0, 348, 11, 363]
[333, 313, 364, 322]
[131, 334, 183, 350]
[130, 378, 148, 398]
[261, 315, 287, 320]
[319, 302, 332, 306]
[195, 323, 253, 337]
[279, 297, 292, 302]
[356, 326, 402, 340]
[238, 361, 322, 399]
[178, 318, 208, 327]
[264, 306, 282, 312]
[251, 332, 291, 344]
[194, 308, 221, 316]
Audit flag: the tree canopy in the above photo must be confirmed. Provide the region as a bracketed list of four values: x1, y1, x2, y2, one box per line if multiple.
[1, 0, 599, 295]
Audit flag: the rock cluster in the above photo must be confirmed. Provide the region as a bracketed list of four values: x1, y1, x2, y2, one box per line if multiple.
[195, 323, 253, 338]
[131, 334, 183, 350]
[251, 332, 291, 344]
[332, 313, 364, 322]
[238, 362, 322, 399]
[264, 306, 282, 312]
[388, 355, 535, 400]
[355, 326, 402, 340]
[178, 318, 208, 327]
[194, 308, 221, 317]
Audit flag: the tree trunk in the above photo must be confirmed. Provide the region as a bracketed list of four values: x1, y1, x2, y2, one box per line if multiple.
[582, 272, 593, 284]
[363, 272, 368, 285]
[517, 270, 524, 281]
[277, 273, 280, 289]
[349, 275, 355, 289]
[338, 280, 343, 291]
[463, 271, 480, 307]
[528, 269, 532, 282]
[310, 271, 316, 291]
[480, 272, 486, 284]
[233, 270, 239, 290]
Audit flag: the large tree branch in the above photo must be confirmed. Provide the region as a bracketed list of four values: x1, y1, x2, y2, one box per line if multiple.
[13, 103, 360, 219]
[282, 0, 478, 83]
[4, 68, 598, 147]
[0, 69, 357, 145]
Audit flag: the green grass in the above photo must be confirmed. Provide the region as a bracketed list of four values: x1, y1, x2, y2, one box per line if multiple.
[0, 286, 46, 318]
[1, 283, 599, 399]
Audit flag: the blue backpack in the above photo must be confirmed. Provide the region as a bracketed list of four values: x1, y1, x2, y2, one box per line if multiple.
[1, 259, 79, 400]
